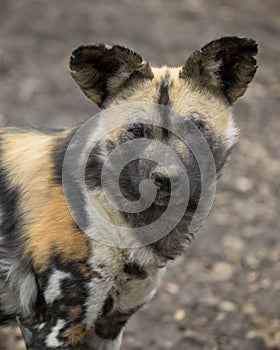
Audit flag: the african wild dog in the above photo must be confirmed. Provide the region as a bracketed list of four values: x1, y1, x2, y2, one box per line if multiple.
[0, 37, 257, 349]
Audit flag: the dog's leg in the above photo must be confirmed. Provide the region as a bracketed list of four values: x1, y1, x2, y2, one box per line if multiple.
[17, 317, 34, 349]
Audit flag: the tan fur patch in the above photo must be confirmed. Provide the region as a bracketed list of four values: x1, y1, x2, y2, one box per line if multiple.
[62, 324, 86, 344]
[153, 67, 231, 136]
[26, 185, 90, 270]
[0, 130, 90, 271]
[108, 66, 232, 139]
[168, 74, 231, 136]
[57, 304, 82, 320]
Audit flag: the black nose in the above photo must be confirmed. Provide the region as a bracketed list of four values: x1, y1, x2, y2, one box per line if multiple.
[151, 172, 180, 191]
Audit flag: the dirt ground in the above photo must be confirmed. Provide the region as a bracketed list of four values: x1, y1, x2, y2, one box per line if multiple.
[0, 0, 279, 349]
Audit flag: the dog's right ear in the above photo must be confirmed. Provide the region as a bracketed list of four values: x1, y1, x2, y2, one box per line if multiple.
[70, 44, 153, 108]
[179, 37, 258, 103]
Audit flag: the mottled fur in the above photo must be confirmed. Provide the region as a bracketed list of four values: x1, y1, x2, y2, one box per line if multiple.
[0, 37, 257, 349]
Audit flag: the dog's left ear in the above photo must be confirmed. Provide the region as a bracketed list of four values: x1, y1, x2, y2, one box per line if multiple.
[179, 36, 258, 103]
[70, 44, 153, 107]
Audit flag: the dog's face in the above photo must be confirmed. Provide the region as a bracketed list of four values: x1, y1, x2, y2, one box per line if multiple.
[70, 37, 257, 226]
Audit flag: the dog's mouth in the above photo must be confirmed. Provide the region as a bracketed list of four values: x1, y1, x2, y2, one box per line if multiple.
[154, 192, 171, 207]
[154, 188, 186, 207]
[129, 187, 172, 207]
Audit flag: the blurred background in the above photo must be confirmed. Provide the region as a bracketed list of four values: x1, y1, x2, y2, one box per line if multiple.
[0, 0, 279, 349]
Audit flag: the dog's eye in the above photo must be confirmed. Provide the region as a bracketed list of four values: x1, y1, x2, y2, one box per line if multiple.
[188, 120, 205, 133]
[127, 126, 144, 138]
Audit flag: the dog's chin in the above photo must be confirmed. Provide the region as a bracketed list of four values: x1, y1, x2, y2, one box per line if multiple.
[154, 192, 191, 209]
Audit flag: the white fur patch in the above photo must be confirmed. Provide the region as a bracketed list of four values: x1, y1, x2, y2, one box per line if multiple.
[38, 322, 46, 331]
[225, 114, 239, 148]
[44, 270, 71, 304]
[0, 269, 37, 317]
[84, 238, 164, 328]
[19, 272, 38, 316]
[46, 319, 65, 348]
[85, 277, 113, 328]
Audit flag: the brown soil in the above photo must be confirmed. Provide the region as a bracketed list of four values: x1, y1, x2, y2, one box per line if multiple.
[0, 0, 279, 349]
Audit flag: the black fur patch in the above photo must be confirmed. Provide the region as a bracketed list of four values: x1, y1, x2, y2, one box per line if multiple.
[0, 308, 14, 325]
[51, 128, 78, 185]
[123, 262, 148, 279]
[0, 138, 33, 322]
[70, 44, 154, 107]
[180, 36, 258, 103]
[0, 149, 21, 242]
[101, 295, 114, 316]
[38, 254, 91, 311]
[95, 306, 141, 340]
[85, 143, 105, 189]
[158, 75, 170, 106]
[158, 75, 170, 139]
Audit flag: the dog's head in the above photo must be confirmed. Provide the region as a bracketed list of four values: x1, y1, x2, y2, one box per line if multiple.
[69, 37, 257, 251]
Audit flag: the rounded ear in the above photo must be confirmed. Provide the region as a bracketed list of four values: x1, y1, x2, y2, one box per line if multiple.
[179, 36, 258, 103]
[70, 44, 153, 108]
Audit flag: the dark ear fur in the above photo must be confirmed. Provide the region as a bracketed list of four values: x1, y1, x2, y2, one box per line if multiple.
[179, 36, 258, 103]
[70, 44, 153, 107]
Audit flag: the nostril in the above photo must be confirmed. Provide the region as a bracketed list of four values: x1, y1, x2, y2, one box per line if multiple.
[151, 172, 170, 191]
